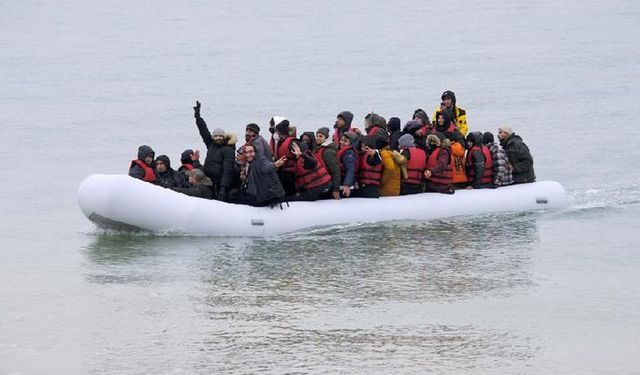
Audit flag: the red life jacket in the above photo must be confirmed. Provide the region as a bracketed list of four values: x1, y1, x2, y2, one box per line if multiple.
[313, 147, 327, 168]
[294, 155, 332, 191]
[336, 146, 359, 174]
[130, 160, 156, 182]
[402, 147, 426, 186]
[358, 153, 382, 186]
[426, 148, 452, 185]
[466, 145, 493, 184]
[367, 126, 386, 138]
[181, 163, 194, 171]
[431, 123, 456, 134]
[273, 137, 296, 173]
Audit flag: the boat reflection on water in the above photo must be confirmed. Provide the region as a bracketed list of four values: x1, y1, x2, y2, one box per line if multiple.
[82, 213, 540, 372]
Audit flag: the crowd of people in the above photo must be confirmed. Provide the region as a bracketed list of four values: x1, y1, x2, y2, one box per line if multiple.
[129, 90, 536, 207]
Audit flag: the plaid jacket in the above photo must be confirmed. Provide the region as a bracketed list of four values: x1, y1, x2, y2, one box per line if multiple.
[489, 142, 513, 186]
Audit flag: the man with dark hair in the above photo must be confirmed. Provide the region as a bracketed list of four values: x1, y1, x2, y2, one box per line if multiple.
[332, 110, 355, 147]
[155, 155, 189, 189]
[433, 90, 468, 135]
[315, 127, 342, 200]
[234, 143, 286, 207]
[129, 145, 157, 183]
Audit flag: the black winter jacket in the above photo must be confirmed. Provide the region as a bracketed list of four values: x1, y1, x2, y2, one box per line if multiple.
[196, 117, 236, 189]
[501, 133, 536, 183]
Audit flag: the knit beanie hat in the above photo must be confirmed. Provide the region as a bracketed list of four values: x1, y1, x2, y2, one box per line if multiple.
[246, 123, 260, 134]
[275, 119, 290, 135]
[482, 132, 494, 145]
[316, 127, 330, 138]
[499, 125, 513, 135]
[343, 131, 358, 145]
[212, 128, 225, 137]
[388, 117, 401, 132]
[398, 133, 415, 149]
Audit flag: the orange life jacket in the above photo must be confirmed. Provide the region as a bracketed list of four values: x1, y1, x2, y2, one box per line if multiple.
[130, 160, 156, 182]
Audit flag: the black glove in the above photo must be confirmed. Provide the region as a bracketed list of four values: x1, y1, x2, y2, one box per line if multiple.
[218, 186, 228, 202]
[193, 101, 201, 119]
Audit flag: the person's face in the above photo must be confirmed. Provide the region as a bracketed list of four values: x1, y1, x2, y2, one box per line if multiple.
[213, 135, 225, 144]
[316, 133, 326, 145]
[437, 114, 444, 126]
[245, 147, 256, 162]
[301, 135, 312, 147]
[155, 160, 167, 173]
[340, 136, 351, 148]
[497, 129, 508, 141]
[144, 155, 154, 166]
[335, 116, 346, 128]
[443, 97, 453, 108]
[245, 129, 257, 142]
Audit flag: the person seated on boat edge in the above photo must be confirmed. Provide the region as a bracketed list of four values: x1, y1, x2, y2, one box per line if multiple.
[171, 168, 215, 199]
[377, 135, 403, 197]
[497, 125, 536, 184]
[129, 145, 157, 183]
[230, 143, 286, 207]
[449, 133, 468, 190]
[397, 134, 427, 196]
[336, 132, 359, 198]
[354, 136, 382, 198]
[433, 90, 468, 135]
[288, 141, 332, 201]
[178, 149, 202, 173]
[387, 117, 402, 150]
[465, 132, 495, 189]
[332, 111, 358, 147]
[364, 112, 389, 140]
[424, 134, 454, 194]
[270, 118, 297, 197]
[155, 155, 189, 189]
[314, 127, 342, 200]
[483, 132, 513, 187]
[193, 101, 237, 202]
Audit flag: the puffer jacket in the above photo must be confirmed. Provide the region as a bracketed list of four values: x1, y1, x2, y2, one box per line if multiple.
[379, 147, 401, 196]
[501, 133, 536, 183]
[195, 117, 237, 189]
[245, 154, 286, 204]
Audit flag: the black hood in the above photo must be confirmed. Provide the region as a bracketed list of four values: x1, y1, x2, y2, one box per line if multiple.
[435, 109, 455, 132]
[337, 111, 354, 128]
[180, 149, 194, 165]
[156, 154, 172, 169]
[300, 131, 316, 151]
[388, 117, 401, 132]
[441, 90, 456, 107]
[466, 131, 483, 147]
[137, 145, 155, 160]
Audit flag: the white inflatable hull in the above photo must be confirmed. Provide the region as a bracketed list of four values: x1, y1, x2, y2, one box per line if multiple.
[77, 174, 568, 236]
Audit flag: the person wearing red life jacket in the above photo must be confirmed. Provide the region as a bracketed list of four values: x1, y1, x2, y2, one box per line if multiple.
[270, 118, 297, 197]
[465, 131, 494, 189]
[288, 141, 332, 201]
[332, 111, 356, 147]
[424, 134, 454, 194]
[178, 149, 202, 174]
[397, 134, 426, 195]
[336, 132, 359, 198]
[129, 145, 157, 183]
[355, 136, 383, 198]
[314, 127, 342, 199]
[363, 112, 389, 140]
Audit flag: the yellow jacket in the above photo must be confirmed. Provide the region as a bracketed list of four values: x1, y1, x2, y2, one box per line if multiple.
[379, 147, 401, 196]
[432, 106, 468, 135]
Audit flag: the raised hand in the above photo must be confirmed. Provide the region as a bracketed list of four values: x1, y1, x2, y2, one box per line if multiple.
[192, 149, 200, 161]
[193, 101, 201, 118]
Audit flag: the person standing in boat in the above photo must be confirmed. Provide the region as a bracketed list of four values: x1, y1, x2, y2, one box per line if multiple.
[154, 155, 189, 189]
[129, 145, 157, 183]
[497, 125, 536, 184]
[483, 132, 513, 187]
[332, 111, 356, 147]
[465, 132, 495, 189]
[193, 101, 237, 201]
[433, 90, 468, 135]
[354, 136, 383, 198]
[235, 143, 286, 207]
[397, 134, 427, 195]
[314, 127, 342, 200]
[336, 132, 359, 198]
[289, 141, 332, 201]
[171, 169, 215, 199]
[424, 134, 454, 194]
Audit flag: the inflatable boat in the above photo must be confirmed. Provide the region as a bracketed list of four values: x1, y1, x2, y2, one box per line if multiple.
[77, 174, 567, 236]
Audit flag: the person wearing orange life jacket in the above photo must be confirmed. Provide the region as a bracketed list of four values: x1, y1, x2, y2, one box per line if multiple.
[432, 90, 468, 135]
[355, 136, 382, 198]
[397, 134, 426, 195]
[315, 127, 342, 200]
[336, 132, 359, 198]
[129, 145, 157, 183]
[465, 131, 494, 189]
[288, 141, 333, 201]
[332, 111, 355, 147]
[424, 134, 454, 194]
[270, 118, 297, 196]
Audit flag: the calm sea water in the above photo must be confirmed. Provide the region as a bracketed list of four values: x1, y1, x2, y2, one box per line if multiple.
[1, 0, 640, 374]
